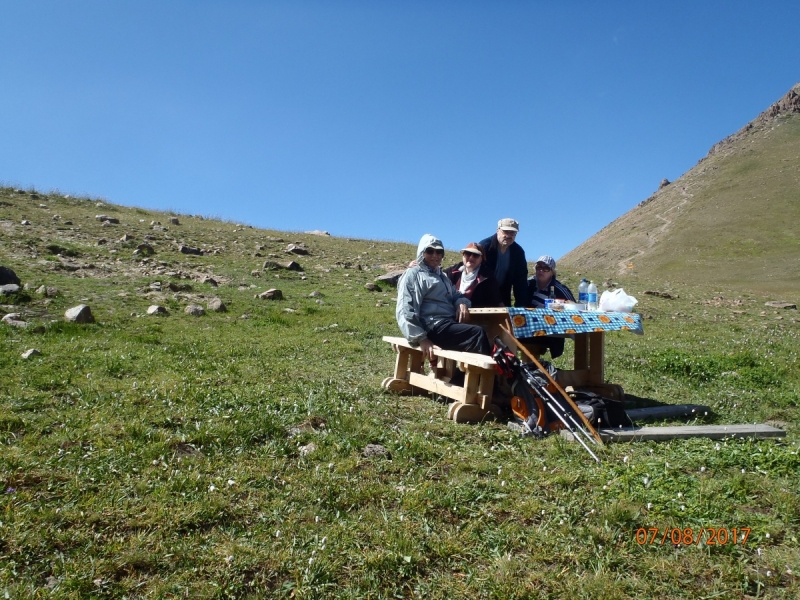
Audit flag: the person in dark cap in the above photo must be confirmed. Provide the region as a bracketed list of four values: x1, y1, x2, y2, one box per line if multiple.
[523, 255, 576, 359]
[527, 255, 575, 308]
[479, 218, 529, 307]
[443, 242, 503, 308]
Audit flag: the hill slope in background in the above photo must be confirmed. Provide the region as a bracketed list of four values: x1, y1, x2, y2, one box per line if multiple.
[561, 83, 800, 294]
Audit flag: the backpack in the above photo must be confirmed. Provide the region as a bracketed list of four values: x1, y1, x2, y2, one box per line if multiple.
[567, 390, 632, 429]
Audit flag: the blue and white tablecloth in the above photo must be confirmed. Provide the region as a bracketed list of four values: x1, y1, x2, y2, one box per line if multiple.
[507, 307, 643, 337]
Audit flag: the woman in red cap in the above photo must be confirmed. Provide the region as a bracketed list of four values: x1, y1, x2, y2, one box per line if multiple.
[444, 242, 504, 308]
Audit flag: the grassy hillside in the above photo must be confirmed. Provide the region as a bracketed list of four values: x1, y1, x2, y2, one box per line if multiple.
[561, 84, 800, 295]
[1, 187, 799, 598]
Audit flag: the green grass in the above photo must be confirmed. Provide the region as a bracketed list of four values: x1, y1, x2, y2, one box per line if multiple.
[1, 187, 799, 598]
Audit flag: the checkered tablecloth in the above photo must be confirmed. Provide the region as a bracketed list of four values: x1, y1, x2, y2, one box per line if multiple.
[507, 307, 643, 337]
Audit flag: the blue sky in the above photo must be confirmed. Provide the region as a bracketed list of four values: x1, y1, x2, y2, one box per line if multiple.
[2, 1, 798, 260]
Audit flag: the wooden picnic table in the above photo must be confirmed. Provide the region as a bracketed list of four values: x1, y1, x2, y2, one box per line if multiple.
[469, 307, 643, 400]
[382, 307, 643, 423]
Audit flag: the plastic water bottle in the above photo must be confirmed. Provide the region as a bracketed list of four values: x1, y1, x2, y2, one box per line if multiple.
[578, 279, 589, 304]
[587, 281, 598, 311]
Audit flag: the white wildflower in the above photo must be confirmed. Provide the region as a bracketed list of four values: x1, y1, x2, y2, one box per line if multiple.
[208, 484, 216, 492]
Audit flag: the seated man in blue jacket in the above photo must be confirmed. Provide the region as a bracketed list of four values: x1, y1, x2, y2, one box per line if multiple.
[396, 234, 491, 363]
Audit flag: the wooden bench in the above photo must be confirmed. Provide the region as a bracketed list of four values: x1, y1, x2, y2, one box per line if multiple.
[381, 336, 502, 423]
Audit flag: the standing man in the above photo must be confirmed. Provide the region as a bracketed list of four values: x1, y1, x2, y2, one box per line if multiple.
[479, 218, 529, 307]
[396, 234, 491, 362]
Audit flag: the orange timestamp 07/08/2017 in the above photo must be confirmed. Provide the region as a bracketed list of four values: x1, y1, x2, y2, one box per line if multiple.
[635, 527, 751, 546]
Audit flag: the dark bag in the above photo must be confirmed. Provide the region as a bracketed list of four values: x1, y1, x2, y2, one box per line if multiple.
[568, 390, 632, 428]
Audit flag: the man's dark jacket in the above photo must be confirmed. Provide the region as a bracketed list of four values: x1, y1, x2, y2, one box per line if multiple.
[478, 234, 529, 307]
[444, 263, 503, 308]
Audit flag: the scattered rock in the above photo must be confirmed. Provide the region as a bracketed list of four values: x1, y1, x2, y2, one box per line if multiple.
[308, 291, 322, 298]
[288, 417, 326, 437]
[362, 443, 390, 459]
[644, 290, 676, 299]
[283, 308, 296, 313]
[178, 244, 203, 256]
[251, 270, 261, 277]
[263, 261, 281, 271]
[134, 243, 155, 256]
[658, 178, 671, 190]
[36, 285, 58, 297]
[95, 215, 120, 224]
[201, 276, 218, 287]
[147, 305, 168, 315]
[119, 233, 134, 242]
[256, 289, 283, 300]
[0, 284, 20, 296]
[207, 298, 227, 312]
[305, 230, 330, 236]
[239, 313, 250, 320]
[299, 442, 317, 456]
[96, 238, 108, 245]
[283, 261, 302, 271]
[65, 304, 95, 324]
[764, 301, 796, 310]
[0, 266, 21, 285]
[375, 269, 406, 286]
[169, 217, 180, 225]
[286, 244, 309, 255]
[364, 282, 381, 292]
[2, 313, 21, 323]
[22, 349, 41, 359]
[184, 304, 205, 316]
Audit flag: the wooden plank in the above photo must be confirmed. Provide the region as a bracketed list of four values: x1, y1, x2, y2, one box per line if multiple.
[393, 348, 412, 380]
[588, 331, 605, 385]
[408, 372, 467, 403]
[382, 335, 496, 369]
[627, 404, 711, 421]
[451, 403, 493, 423]
[562, 423, 785, 443]
[462, 368, 481, 404]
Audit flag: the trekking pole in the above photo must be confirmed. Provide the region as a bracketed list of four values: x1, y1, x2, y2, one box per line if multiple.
[493, 336, 601, 462]
[521, 367, 601, 463]
[497, 325, 605, 446]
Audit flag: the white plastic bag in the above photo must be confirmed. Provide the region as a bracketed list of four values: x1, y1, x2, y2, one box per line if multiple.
[599, 288, 638, 312]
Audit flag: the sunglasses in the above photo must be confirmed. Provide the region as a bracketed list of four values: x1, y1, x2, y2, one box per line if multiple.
[462, 252, 481, 260]
[535, 265, 552, 272]
[424, 248, 444, 256]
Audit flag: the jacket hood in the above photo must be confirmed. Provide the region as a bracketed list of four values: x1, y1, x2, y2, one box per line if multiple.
[416, 234, 444, 267]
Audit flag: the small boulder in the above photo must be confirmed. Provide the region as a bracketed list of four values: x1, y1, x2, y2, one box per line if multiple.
[308, 291, 322, 298]
[256, 289, 283, 300]
[375, 270, 406, 286]
[22, 349, 41, 359]
[362, 444, 391, 459]
[0, 284, 20, 296]
[184, 304, 205, 317]
[305, 230, 330, 236]
[285, 244, 309, 255]
[178, 245, 203, 256]
[134, 243, 155, 256]
[658, 178, 671, 189]
[2, 313, 21, 323]
[283, 261, 302, 271]
[207, 297, 227, 312]
[765, 301, 796, 310]
[263, 261, 281, 271]
[201, 276, 218, 287]
[0, 266, 21, 286]
[364, 283, 381, 292]
[65, 304, 95, 324]
[169, 217, 180, 225]
[147, 305, 168, 315]
[119, 234, 134, 242]
[299, 442, 317, 456]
